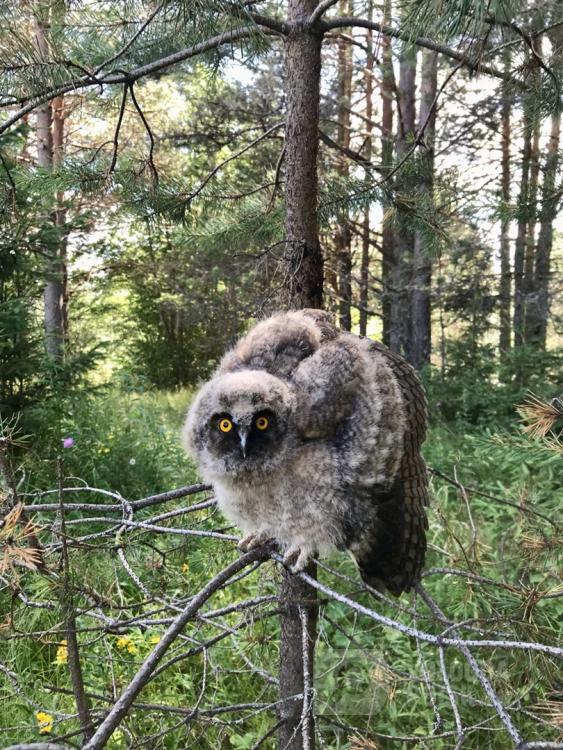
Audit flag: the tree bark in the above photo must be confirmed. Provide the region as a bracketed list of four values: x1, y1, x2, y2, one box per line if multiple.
[498, 62, 512, 356]
[282, 0, 323, 310]
[335, 0, 353, 331]
[33, 8, 65, 362]
[529, 107, 561, 347]
[380, 0, 394, 347]
[359, 1, 374, 337]
[278, 569, 318, 750]
[389, 41, 416, 357]
[52, 95, 68, 345]
[410, 48, 437, 371]
[513, 121, 531, 347]
[522, 111, 541, 344]
[279, 2, 321, 748]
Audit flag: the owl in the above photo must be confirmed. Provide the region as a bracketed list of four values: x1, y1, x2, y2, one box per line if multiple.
[183, 309, 428, 594]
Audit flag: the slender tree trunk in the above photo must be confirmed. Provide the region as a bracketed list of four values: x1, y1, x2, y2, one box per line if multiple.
[33, 9, 65, 362]
[513, 122, 531, 347]
[380, 0, 394, 346]
[530, 107, 561, 347]
[335, 0, 352, 331]
[279, 2, 321, 747]
[52, 95, 68, 345]
[389, 42, 416, 357]
[410, 49, 437, 371]
[359, 1, 374, 336]
[499, 64, 512, 356]
[522, 111, 540, 344]
[282, 0, 323, 310]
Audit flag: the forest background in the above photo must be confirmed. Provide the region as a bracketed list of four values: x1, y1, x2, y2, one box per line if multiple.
[0, 1, 562, 749]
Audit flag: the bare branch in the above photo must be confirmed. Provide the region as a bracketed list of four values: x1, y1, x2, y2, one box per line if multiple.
[108, 84, 129, 174]
[183, 122, 284, 204]
[82, 545, 272, 750]
[308, 0, 340, 27]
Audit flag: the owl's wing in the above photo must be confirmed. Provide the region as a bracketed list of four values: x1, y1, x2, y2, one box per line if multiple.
[291, 337, 360, 439]
[355, 342, 428, 595]
[219, 310, 336, 379]
[300, 308, 339, 341]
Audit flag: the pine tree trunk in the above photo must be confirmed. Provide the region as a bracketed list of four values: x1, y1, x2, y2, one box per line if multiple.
[499, 64, 512, 355]
[52, 95, 68, 345]
[522, 113, 541, 344]
[389, 42, 416, 357]
[359, 1, 374, 337]
[335, 0, 352, 331]
[380, 0, 394, 346]
[33, 9, 65, 362]
[513, 122, 531, 347]
[282, 0, 323, 311]
[410, 48, 437, 371]
[279, 2, 321, 747]
[529, 107, 561, 347]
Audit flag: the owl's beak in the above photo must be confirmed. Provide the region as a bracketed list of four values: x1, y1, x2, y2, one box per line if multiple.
[239, 429, 248, 458]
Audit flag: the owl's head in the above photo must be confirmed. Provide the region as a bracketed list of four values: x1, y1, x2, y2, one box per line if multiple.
[183, 370, 297, 480]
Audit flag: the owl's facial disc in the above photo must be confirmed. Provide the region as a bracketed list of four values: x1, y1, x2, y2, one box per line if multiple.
[185, 370, 296, 479]
[212, 409, 278, 465]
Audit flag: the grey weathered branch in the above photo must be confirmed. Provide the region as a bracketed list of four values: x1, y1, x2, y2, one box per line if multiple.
[3, 472, 562, 748]
[82, 545, 272, 750]
[22, 482, 211, 512]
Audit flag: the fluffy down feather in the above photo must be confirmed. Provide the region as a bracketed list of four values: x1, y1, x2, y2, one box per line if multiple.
[183, 309, 428, 594]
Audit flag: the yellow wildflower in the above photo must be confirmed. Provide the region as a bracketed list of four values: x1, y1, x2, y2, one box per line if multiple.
[181, 563, 189, 574]
[116, 635, 137, 654]
[36, 711, 53, 734]
[54, 639, 68, 665]
[149, 635, 161, 645]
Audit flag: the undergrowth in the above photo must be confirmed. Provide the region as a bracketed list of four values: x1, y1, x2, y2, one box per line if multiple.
[0, 388, 561, 749]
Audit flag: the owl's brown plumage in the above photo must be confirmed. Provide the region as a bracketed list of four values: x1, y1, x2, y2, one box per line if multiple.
[353, 341, 429, 594]
[184, 309, 428, 594]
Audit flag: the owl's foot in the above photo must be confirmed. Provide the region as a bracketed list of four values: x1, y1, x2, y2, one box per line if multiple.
[283, 545, 312, 573]
[238, 530, 273, 552]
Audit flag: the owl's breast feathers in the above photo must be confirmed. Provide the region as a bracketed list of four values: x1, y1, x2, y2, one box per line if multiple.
[189, 309, 428, 595]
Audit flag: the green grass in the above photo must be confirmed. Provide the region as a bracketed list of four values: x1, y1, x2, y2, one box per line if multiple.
[1, 388, 561, 748]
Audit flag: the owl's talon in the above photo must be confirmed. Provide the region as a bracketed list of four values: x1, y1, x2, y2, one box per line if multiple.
[283, 548, 299, 568]
[291, 549, 312, 573]
[238, 531, 271, 552]
[283, 545, 314, 572]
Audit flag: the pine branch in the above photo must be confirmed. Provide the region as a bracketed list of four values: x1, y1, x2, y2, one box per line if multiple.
[0, 25, 279, 137]
[320, 16, 528, 88]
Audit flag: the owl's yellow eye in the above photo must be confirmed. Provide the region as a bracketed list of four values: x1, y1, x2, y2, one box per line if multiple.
[255, 416, 269, 431]
[218, 418, 233, 433]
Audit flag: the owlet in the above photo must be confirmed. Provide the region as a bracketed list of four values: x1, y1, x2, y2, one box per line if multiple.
[183, 309, 428, 594]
